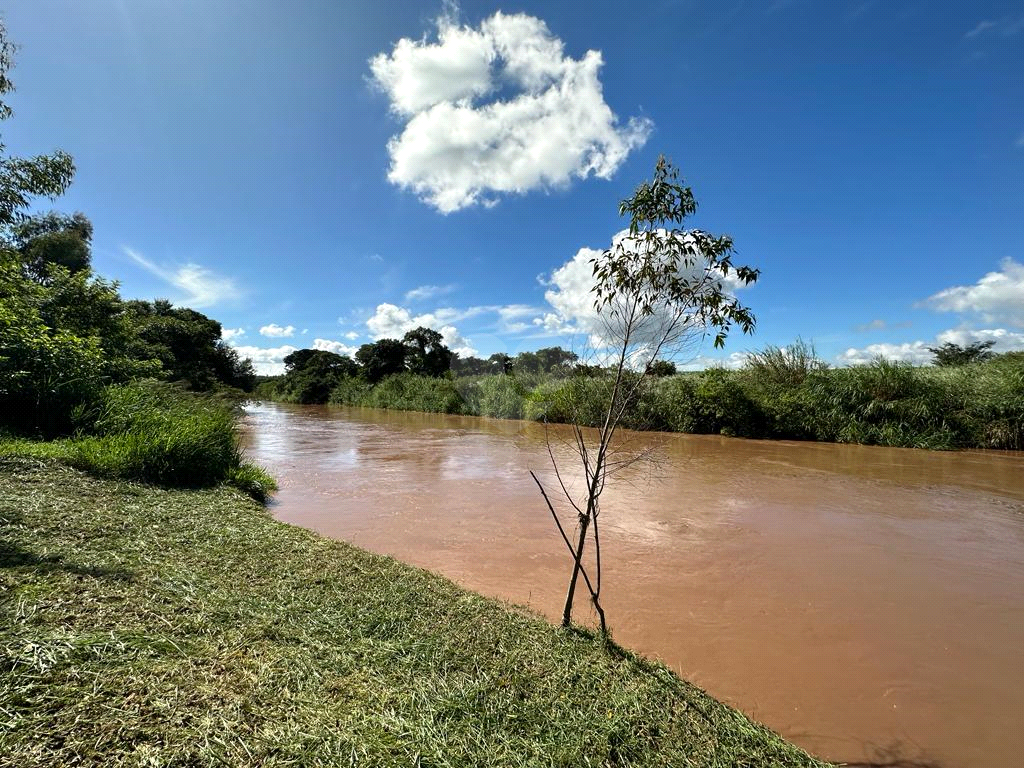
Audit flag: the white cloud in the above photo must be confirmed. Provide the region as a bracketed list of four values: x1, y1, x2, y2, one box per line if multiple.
[366, 302, 477, 357]
[344, 331, 361, 340]
[838, 341, 933, 366]
[125, 248, 241, 309]
[837, 327, 1024, 366]
[259, 323, 296, 338]
[229, 344, 298, 376]
[923, 258, 1024, 327]
[221, 327, 245, 341]
[369, 9, 651, 212]
[404, 284, 456, 302]
[312, 338, 359, 357]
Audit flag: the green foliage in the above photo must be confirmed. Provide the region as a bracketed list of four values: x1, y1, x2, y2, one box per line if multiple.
[927, 340, 996, 367]
[356, 337, 407, 383]
[11, 211, 92, 281]
[465, 373, 533, 420]
[646, 359, 676, 377]
[650, 369, 762, 437]
[359, 371, 465, 414]
[803, 360, 958, 449]
[402, 325, 451, 377]
[275, 348, 358, 403]
[71, 381, 243, 486]
[594, 156, 758, 351]
[125, 299, 250, 391]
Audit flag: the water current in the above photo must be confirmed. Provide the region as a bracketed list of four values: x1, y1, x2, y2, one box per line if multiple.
[240, 401, 1024, 768]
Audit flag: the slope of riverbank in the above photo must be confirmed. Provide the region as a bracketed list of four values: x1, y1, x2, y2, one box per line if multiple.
[0, 457, 828, 767]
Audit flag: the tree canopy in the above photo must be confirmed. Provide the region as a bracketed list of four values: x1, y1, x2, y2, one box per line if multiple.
[927, 340, 996, 367]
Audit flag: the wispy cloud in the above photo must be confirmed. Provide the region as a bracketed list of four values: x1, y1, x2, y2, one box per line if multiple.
[124, 248, 241, 309]
[965, 19, 997, 38]
[964, 15, 1024, 40]
[259, 323, 296, 338]
[1016, 132, 1024, 148]
[404, 284, 457, 302]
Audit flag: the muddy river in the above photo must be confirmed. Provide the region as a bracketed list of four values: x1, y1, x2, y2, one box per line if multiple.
[241, 402, 1024, 768]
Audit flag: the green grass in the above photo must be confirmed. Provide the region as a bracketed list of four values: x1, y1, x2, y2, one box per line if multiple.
[0, 380, 276, 501]
[0, 458, 829, 767]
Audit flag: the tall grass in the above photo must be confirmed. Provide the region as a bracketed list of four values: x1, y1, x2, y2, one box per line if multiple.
[0, 380, 276, 500]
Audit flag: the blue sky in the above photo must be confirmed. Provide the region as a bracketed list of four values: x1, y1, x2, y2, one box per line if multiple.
[3, 0, 1022, 373]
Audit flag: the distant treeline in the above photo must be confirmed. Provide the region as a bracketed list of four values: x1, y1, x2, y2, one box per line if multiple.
[257, 339, 1024, 451]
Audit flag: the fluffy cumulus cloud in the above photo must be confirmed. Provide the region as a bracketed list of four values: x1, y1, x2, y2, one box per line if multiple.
[312, 338, 359, 357]
[343, 331, 361, 340]
[229, 345, 298, 376]
[259, 323, 295, 338]
[536, 230, 746, 361]
[220, 327, 245, 341]
[923, 258, 1024, 327]
[125, 248, 241, 309]
[366, 303, 477, 357]
[369, 9, 652, 212]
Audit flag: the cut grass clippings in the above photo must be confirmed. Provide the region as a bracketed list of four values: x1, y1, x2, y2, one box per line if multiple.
[0, 457, 830, 767]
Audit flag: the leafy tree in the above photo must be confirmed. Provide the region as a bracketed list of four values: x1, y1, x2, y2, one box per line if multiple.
[535, 346, 578, 373]
[278, 348, 357, 403]
[646, 359, 677, 376]
[402, 326, 451, 377]
[356, 338, 406, 383]
[450, 353, 490, 376]
[124, 300, 252, 390]
[488, 352, 513, 374]
[12, 211, 92, 281]
[927, 340, 996, 367]
[534, 157, 758, 632]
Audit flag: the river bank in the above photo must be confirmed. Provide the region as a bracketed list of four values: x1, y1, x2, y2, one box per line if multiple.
[0, 456, 827, 767]
[243, 401, 1024, 768]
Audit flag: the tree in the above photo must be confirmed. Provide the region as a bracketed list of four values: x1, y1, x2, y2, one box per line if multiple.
[646, 359, 676, 376]
[927, 340, 995, 367]
[488, 352, 514, 374]
[533, 157, 758, 632]
[535, 346, 578, 373]
[278, 348, 357, 403]
[402, 326, 451, 377]
[355, 338, 406, 383]
[12, 211, 92, 281]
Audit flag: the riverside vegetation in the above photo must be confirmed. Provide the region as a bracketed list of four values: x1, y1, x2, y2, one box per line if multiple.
[259, 339, 1024, 452]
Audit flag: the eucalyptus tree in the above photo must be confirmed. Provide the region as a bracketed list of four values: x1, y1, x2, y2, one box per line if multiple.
[534, 157, 759, 633]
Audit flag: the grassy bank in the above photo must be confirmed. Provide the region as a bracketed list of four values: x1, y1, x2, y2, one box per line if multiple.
[1, 458, 829, 767]
[0, 380, 276, 502]
[304, 354, 1024, 450]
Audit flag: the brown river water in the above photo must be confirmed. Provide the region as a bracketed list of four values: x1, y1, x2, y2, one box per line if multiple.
[240, 402, 1024, 768]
